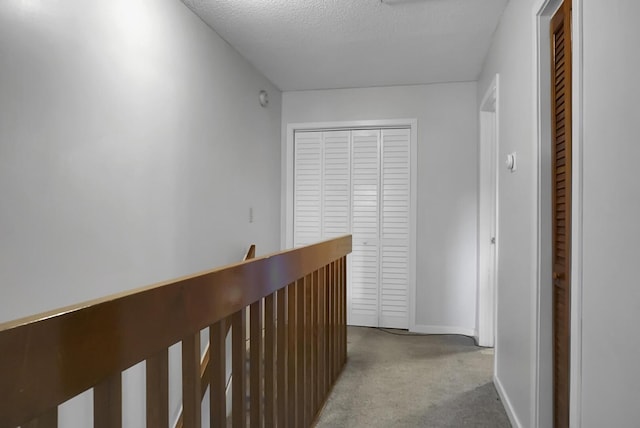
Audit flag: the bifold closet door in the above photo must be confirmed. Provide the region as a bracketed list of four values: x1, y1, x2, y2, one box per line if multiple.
[349, 130, 381, 327]
[379, 129, 411, 329]
[293, 128, 411, 330]
[293, 131, 351, 249]
[293, 131, 323, 248]
[322, 131, 351, 239]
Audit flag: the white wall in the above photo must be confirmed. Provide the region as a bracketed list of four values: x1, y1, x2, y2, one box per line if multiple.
[282, 83, 478, 334]
[580, 1, 640, 426]
[477, 0, 539, 426]
[479, 0, 640, 427]
[0, 0, 281, 425]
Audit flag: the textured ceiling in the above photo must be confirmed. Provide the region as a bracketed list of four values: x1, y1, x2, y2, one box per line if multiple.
[183, 0, 508, 91]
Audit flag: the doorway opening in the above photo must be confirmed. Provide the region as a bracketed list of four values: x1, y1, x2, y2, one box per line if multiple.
[477, 74, 499, 349]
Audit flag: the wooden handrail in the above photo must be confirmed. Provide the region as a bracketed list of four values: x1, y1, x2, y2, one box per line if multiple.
[0, 236, 351, 428]
[175, 243, 256, 428]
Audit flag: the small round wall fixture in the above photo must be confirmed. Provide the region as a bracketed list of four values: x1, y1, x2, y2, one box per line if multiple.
[259, 90, 269, 107]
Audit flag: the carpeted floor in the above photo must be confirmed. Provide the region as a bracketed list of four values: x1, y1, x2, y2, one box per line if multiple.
[314, 326, 511, 428]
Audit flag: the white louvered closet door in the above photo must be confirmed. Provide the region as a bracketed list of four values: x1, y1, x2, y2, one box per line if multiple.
[349, 130, 381, 327]
[322, 131, 351, 238]
[293, 127, 411, 330]
[293, 131, 323, 247]
[380, 129, 411, 329]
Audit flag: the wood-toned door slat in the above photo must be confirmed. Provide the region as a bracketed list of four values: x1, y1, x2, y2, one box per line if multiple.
[556, 154, 566, 164]
[557, 136, 567, 146]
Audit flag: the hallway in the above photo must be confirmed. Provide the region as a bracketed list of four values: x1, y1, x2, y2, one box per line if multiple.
[315, 327, 510, 427]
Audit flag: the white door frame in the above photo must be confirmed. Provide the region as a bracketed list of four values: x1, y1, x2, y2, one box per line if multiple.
[532, 0, 584, 426]
[477, 74, 499, 348]
[283, 119, 418, 331]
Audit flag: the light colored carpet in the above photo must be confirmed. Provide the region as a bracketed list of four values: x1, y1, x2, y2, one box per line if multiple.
[314, 326, 511, 428]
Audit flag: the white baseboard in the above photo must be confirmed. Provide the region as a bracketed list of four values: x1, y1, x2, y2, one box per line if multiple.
[494, 374, 523, 428]
[411, 324, 476, 337]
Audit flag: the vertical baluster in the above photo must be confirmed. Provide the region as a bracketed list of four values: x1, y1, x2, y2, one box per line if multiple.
[327, 262, 334, 386]
[325, 262, 331, 397]
[337, 257, 343, 368]
[331, 260, 340, 382]
[24, 408, 58, 428]
[94, 372, 122, 428]
[287, 282, 297, 428]
[318, 265, 326, 405]
[296, 278, 305, 428]
[182, 333, 201, 428]
[146, 349, 169, 428]
[342, 256, 348, 365]
[250, 299, 263, 427]
[337, 260, 342, 377]
[338, 259, 343, 373]
[264, 293, 276, 427]
[325, 263, 330, 392]
[210, 319, 227, 427]
[305, 273, 313, 423]
[276, 287, 287, 427]
[312, 268, 319, 417]
[232, 309, 247, 428]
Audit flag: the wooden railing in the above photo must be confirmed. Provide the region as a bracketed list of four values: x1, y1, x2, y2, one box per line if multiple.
[175, 243, 256, 428]
[0, 235, 351, 428]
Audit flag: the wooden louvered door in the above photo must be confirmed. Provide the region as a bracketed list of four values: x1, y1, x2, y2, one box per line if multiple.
[550, 1, 572, 426]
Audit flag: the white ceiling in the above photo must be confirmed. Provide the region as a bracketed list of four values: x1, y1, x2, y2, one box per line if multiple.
[183, 0, 508, 91]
